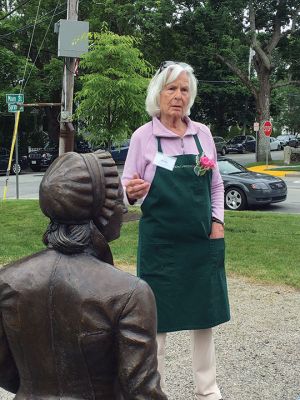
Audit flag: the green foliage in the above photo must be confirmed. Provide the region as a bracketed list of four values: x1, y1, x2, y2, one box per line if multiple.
[83, 0, 136, 35]
[0, 46, 29, 109]
[75, 31, 153, 146]
[272, 86, 300, 134]
[0, 0, 66, 147]
[1, 0, 300, 144]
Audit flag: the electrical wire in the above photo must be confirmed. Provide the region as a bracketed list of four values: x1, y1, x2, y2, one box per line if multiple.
[0, 0, 33, 21]
[21, 0, 62, 93]
[19, 0, 43, 93]
[197, 80, 238, 83]
[0, 36, 57, 56]
[0, 5, 66, 39]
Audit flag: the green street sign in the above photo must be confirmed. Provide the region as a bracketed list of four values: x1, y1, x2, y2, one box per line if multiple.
[8, 104, 24, 113]
[6, 93, 24, 104]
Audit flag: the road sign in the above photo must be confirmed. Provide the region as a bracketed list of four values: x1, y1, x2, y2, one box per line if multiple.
[263, 120, 272, 136]
[253, 122, 259, 132]
[8, 104, 24, 113]
[6, 94, 24, 104]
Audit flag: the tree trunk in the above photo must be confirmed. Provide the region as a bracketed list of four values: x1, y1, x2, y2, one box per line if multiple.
[254, 61, 272, 162]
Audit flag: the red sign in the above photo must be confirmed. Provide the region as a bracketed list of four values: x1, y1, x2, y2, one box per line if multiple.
[263, 120, 272, 136]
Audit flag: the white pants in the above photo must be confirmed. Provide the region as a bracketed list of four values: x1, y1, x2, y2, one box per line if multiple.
[156, 329, 222, 400]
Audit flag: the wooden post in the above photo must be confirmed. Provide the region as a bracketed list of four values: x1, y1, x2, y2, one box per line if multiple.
[59, 0, 79, 155]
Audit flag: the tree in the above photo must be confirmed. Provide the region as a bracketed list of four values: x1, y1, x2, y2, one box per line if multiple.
[75, 30, 153, 147]
[202, 0, 300, 160]
[123, 0, 257, 137]
[273, 86, 300, 135]
[0, 0, 67, 146]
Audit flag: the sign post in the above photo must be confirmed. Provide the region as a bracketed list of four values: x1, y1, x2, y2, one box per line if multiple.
[263, 120, 272, 168]
[6, 94, 24, 104]
[5, 94, 24, 200]
[253, 122, 259, 132]
[253, 122, 259, 154]
[6, 94, 25, 113]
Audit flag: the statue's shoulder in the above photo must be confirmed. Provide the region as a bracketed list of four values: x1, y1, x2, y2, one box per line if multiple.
[0, 249, 51, 274]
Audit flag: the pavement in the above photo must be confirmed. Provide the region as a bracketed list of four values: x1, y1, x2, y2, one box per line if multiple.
[247, 164, 300, 177]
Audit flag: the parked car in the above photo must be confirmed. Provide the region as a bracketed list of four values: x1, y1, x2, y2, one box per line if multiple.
[218, 157, 287, 211]
[106, 140, 130, 163]
[28, 142, 58, 172]
[0, 147, 28, 175]
[213, 136, 228, 156]
[226, 135, 256, 153]
[288, 134, 300, 148]
[269, 137, 282, 151]
[276, 134, 295, 147]
[28, 140, 91, 172]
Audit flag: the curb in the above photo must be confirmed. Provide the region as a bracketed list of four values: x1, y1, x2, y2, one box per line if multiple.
[247, 165, 300, 177]
[285, 172, 300, 177]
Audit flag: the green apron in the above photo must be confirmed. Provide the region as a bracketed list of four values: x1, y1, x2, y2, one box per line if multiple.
[137, 134, 230, 333]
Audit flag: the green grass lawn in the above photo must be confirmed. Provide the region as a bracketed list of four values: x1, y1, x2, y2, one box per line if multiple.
[0, 200, 299, 289]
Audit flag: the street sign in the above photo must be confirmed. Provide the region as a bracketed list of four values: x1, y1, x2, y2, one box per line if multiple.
[8, 104, 24, 113]
[6, 94, 24, 104]
[263, 120, 272, 136]
[253, 122, 259, 132]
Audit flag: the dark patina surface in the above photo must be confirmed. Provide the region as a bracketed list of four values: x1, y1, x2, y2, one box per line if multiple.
[0, 151, 166, 400]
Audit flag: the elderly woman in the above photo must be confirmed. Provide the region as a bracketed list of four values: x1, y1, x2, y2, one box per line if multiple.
[122, 61, 230, 400]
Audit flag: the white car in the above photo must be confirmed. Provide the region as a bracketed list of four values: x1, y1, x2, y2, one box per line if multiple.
[276, 134, 295, 146]
[269, 137, 282, 151]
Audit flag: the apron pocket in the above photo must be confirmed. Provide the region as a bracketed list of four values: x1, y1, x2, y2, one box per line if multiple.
[139, 242, 174, 277]
[209, 238, 225, 269]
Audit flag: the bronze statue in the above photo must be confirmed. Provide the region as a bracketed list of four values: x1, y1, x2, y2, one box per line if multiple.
[0, 151, 167, 399]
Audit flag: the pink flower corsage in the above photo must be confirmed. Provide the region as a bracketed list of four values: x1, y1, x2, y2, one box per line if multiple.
[194, 153, 216, 176]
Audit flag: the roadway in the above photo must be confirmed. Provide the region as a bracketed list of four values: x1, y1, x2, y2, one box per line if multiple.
[0, 151, 299, 214]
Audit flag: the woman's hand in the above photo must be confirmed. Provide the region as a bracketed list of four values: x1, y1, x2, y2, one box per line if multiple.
[210, 222, 224, 239]
[126, 173, 150, 200]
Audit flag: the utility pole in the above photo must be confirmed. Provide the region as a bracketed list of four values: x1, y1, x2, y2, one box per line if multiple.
[59, 0, 79, 155]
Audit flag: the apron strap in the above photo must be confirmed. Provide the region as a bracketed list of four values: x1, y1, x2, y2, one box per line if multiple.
[193, 134, 203, 154]
[157, 134, 203, 154]
[157, 137, 163, 153]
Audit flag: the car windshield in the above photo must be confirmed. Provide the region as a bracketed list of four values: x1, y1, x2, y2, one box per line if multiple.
[277, 135, 288, 139]
[44, 142, 57, 151]
[228, 136, 245, 144]
[218, 159, 247, 174]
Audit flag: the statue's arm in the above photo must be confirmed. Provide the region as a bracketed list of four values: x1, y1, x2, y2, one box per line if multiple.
[117, 279, 167, 399]
[0, 314, 20, 393]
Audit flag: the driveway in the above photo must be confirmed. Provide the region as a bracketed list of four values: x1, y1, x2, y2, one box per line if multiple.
[227, 150, 285, 166]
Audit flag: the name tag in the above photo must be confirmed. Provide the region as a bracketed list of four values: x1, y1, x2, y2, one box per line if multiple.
[153, 152, 176, 171]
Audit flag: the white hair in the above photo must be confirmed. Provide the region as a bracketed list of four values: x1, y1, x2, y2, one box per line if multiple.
[145, 62, 198, 117]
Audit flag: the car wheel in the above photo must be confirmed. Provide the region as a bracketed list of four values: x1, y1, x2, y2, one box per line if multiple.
[11, 162, 21, 175]
[31, 165, 41, 172]
[239, 147, 245, 154]
[225, 187, 247, 211]
[221, 147, 226, 156]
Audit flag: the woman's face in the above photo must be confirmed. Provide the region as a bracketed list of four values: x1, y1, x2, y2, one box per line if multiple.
[159, 71, 190, 120]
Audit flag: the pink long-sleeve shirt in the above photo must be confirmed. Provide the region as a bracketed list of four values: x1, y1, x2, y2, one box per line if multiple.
[121, 116, 225, 222]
